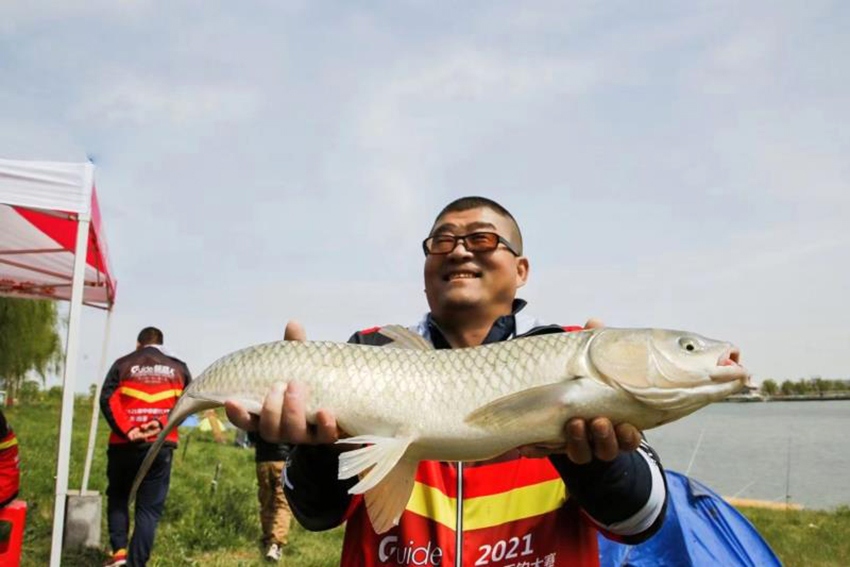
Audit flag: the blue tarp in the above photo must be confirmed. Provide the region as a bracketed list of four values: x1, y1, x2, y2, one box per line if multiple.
[599, 471, 781, 567]
[180, 414, 200, 428]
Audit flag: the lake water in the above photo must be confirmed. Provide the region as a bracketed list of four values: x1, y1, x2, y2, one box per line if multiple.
[644, 400, 850, 510]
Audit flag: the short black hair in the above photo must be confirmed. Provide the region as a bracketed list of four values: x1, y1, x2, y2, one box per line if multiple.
[433, 196, 523, 254]
[137, 327, 164, 345]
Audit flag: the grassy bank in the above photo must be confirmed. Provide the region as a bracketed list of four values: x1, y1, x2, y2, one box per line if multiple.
[739, 506, 850, 567]
[7, 401, 849, 566]
[8, 400, 342, 566]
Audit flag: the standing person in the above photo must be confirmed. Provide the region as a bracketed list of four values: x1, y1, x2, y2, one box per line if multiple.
[226, 197, 668, 566]
[100, 327, 191, 567]
[247, 431, 292, 562]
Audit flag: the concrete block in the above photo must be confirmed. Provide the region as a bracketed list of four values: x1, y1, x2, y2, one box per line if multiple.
[64, 491, 101, 550]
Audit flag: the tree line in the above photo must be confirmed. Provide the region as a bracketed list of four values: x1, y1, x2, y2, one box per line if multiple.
[0, 297, 64, 405]
[760, 377, 850, 397]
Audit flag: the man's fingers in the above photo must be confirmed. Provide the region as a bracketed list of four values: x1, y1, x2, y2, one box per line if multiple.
[225, 400, 259, 431]
[314, 409, 339, 444]
[284, 320, 307, 341]
[564, 418, 593, 465]
[589, 418, 619, 461]
[280, 381, 310, 443]
[615, 423, 641, 452]
[259, 382, 288, 442]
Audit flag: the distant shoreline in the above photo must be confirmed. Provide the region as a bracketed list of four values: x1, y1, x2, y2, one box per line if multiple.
[724, 394, 850, 402]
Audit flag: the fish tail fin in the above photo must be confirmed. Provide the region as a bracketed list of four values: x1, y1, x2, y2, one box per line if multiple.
[128, 394, 220, 505]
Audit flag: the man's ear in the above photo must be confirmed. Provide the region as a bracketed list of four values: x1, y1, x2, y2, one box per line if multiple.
[515, 257, 529, 288]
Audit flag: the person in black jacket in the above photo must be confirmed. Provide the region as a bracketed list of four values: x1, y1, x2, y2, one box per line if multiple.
[100, 326, 191, 567]
[247, 431, 292, 562]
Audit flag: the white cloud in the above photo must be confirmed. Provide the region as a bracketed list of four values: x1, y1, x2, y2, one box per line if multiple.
[72, 76, 260, 126]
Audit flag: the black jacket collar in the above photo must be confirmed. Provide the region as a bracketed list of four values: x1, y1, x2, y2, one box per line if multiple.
[426, 299, 528, 350]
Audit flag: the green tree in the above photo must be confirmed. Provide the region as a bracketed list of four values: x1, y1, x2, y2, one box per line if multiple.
[780, 380, 795, 396]
[0, 297, 63, 405]
[761, 379, 778, 397]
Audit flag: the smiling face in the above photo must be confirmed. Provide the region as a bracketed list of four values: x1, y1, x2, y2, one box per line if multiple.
[424, 207, 529, 325]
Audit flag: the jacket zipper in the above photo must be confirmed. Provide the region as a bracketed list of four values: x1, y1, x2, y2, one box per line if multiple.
[455, 461, 463, 567]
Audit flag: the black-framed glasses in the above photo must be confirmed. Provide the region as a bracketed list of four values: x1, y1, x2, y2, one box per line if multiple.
[422, 232, 520, 256]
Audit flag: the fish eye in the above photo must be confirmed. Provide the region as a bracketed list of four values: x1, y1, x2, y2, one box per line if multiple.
[678, 337, 699, 352]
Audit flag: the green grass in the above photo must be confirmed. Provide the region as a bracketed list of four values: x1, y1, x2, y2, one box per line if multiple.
[739, 506, 850, 567]
[7, 400, 342, 566]
[7, 401, 850, 566]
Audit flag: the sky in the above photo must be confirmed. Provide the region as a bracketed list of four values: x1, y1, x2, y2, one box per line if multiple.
[1, 1, 848, 392]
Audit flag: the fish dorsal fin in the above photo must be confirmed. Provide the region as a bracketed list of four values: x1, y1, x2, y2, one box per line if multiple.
[363, 457, 419, 534]
[464, 380, 582, 431]
[379, 325, 434, 350]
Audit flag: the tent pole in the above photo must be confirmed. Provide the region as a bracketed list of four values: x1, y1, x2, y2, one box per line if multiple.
[49, 212, 90, 567]
[81, 308, 113, 493]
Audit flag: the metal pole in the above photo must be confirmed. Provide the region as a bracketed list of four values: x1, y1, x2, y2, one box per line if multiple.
[49, 212, 91, 567]
[81, 309, 113, 493]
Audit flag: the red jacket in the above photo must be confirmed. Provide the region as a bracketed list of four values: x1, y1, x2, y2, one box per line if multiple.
[0, 410, 20, 507]
[340, 455, 603, 567]
[100, 345, 191, 447]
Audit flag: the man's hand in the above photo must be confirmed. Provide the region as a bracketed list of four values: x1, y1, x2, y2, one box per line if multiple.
[140, 420, 162, 437]
[126, 427, 145, 442]
[224, 320, 342, 444]
[518, 317, 643, 464]
[518, 418, 642, 463]
[127, 420, 163, 442]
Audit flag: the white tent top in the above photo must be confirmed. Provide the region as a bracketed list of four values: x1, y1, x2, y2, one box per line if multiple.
[0, 158, 116, 309]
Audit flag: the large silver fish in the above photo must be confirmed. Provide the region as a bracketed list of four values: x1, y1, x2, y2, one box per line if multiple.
[131, 326, 749, 533]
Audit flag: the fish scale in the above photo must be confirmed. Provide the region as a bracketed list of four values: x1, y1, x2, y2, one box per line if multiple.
[130, 325, 749, 535]
[179, 332, 591, 454]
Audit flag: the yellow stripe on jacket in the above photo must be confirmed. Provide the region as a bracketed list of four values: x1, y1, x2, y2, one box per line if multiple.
[406, 478, 567, 531]
[118, 386, 183, 403]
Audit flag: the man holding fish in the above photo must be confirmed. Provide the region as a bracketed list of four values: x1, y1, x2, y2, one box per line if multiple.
[227, 197, 670, 566]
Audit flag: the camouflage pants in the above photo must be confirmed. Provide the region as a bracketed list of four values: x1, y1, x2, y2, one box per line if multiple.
[256, 461, 292, 546]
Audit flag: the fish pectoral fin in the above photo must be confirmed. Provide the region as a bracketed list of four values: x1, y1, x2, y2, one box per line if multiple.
[378, 325, 434, 350]
[364, 457, 418, 534]
[336, 434, 415, 494]
[464, 381, 579, 431]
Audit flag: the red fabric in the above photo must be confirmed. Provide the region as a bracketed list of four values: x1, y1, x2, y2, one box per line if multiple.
[11, 186, 116, 305]
[101, 347, 190, 447]
[358, 326, 382, 335]
[339, 457, 600, 567]
[0, 431, 20, 506]
[106, 385, 185, 446]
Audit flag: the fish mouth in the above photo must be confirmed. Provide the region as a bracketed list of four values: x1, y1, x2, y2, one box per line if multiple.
[710, 347, 751, 384]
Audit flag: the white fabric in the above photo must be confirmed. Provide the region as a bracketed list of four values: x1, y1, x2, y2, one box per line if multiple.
[590, 443, 667, 536]
[0, 157, 112, 307]
[0, 158, 93, 214]
[0, 204, 111, 306]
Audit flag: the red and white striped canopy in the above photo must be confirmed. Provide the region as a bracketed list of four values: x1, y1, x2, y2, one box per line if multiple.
[0, 158, 116, 309]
